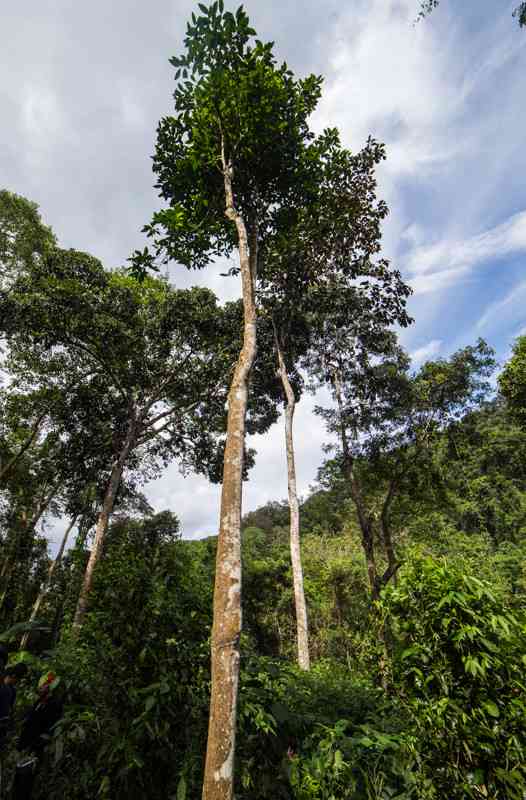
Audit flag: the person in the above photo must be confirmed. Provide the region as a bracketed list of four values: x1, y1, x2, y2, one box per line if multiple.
[0, 663, 28, 751]
[0, 646, 8, 674]
[12, 672, 63, 800]
[18, 672, 63, 756]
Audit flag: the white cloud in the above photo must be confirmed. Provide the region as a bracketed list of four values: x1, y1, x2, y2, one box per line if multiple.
[409, 265, 472, 296]
[312, 0, 526, 308]
[476, 279, 526, 331]
[404, 210, 526, 295]
[117, 0, 526, 534]
[4, 0, 526, 543]
[407, 210, 526, 277]
[410, 338, 442, 365]
[312, 0, 455, 171]
[21, 85, 69, 161]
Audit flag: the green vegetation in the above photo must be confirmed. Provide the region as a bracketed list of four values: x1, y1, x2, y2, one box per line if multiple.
[1, 4, 525, 799]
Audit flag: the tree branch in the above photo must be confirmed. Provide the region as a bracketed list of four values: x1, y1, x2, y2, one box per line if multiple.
[0, 411, 46, 482]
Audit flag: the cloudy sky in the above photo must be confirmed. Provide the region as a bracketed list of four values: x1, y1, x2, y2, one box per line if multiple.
[2, 0, 525, 545]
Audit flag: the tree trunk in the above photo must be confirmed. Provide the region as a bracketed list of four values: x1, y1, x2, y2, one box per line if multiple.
[202, 144, 257, 800]
[362, 525, 380, 601]
[52, 515, 92, 645]
[275, 334, 310, 670]
[0, 413, 45, 483]
[379, 480, 399, 589]
[20, 515, 77, 649]
[72, 422, 136, 630]
[332, 369, 379, 600]
[0, 483, 59, 612]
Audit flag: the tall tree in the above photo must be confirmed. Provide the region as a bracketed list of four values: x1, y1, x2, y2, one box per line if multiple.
[4, 247, 238, 629]
[499, 334, 526, 427]
[0, 390, 48, 483]
[0, 189, 56, 294]
[19, 515, 78, 650]
[272, 318, 310, 670]
[259, 130, 407, 669]
[142, 4, 325, 796]
[0, 423, 62, 621]
[314, 331, 495, 600]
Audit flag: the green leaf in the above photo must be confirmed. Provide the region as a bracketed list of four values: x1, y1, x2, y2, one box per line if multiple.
[54, 734, 64, 766]
[145, 695, 156, 712]
[356, 736, 374, 747]
[484, 700, 499, 718]
[177, 775, 187, 800]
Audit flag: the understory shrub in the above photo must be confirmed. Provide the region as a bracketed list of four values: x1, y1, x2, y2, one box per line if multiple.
[382, 556, 526, 799]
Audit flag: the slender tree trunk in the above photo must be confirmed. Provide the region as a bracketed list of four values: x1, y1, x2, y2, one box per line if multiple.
[1, 487, 56, 577]
[72, 423, 136, 630]
[333, 369, 380, 600]
[0, 413, 45, 483]
[379, 480, 399, 588]
[275, 334, 310, 670]
[202, 144, 257, 800]
[0, 483, 59, 612]
[53, 515, 91, 644]
[332, 371, 396, 686]
[20, 515, 77, 649]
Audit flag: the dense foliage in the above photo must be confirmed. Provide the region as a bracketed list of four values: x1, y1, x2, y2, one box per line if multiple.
[1, 397, 525, 799]
[1, 4, 525, 799]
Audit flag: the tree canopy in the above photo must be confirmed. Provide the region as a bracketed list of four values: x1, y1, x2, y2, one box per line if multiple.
[0, 4, 525, 800]
[499, 335, 526, 427]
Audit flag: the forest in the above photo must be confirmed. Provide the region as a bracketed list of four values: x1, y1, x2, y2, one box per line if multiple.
[1, 2, 526, 800]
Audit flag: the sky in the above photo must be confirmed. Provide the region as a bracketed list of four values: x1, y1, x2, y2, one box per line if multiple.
[2, 0, 525, 547]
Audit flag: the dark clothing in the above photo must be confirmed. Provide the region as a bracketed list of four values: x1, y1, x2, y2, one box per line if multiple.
[10, 694, 62, 800]
[0, 684, 16, 751]
[12, 756, 38, 800]
[0, 684, 16, 718]
[18, 696, 63, 755]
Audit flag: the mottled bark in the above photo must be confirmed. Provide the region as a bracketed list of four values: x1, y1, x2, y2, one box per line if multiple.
[72, 421, 136, 630]
[275, 334, 310, 670]
[20, 515, 77, 649]
[202, 141, 257, 800]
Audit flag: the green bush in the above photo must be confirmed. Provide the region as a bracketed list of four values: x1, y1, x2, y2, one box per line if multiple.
[236, 658, 422, 800]
[382, 556, 526, 799]
[30, 517, 213, 800]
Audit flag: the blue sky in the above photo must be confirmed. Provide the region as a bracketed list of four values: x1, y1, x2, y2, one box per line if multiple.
[1, 0, 525, 544]
[311, 0, 526, 368]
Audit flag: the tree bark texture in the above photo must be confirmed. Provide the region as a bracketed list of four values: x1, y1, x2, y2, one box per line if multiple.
[275, 335, 310, 670]
[72, 423, 136, 630]
[20, 515, 77, 649]
[202, 146, 257, 800]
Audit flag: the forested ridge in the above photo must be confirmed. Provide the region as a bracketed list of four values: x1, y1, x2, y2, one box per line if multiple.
[1, 3, 526, 799]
